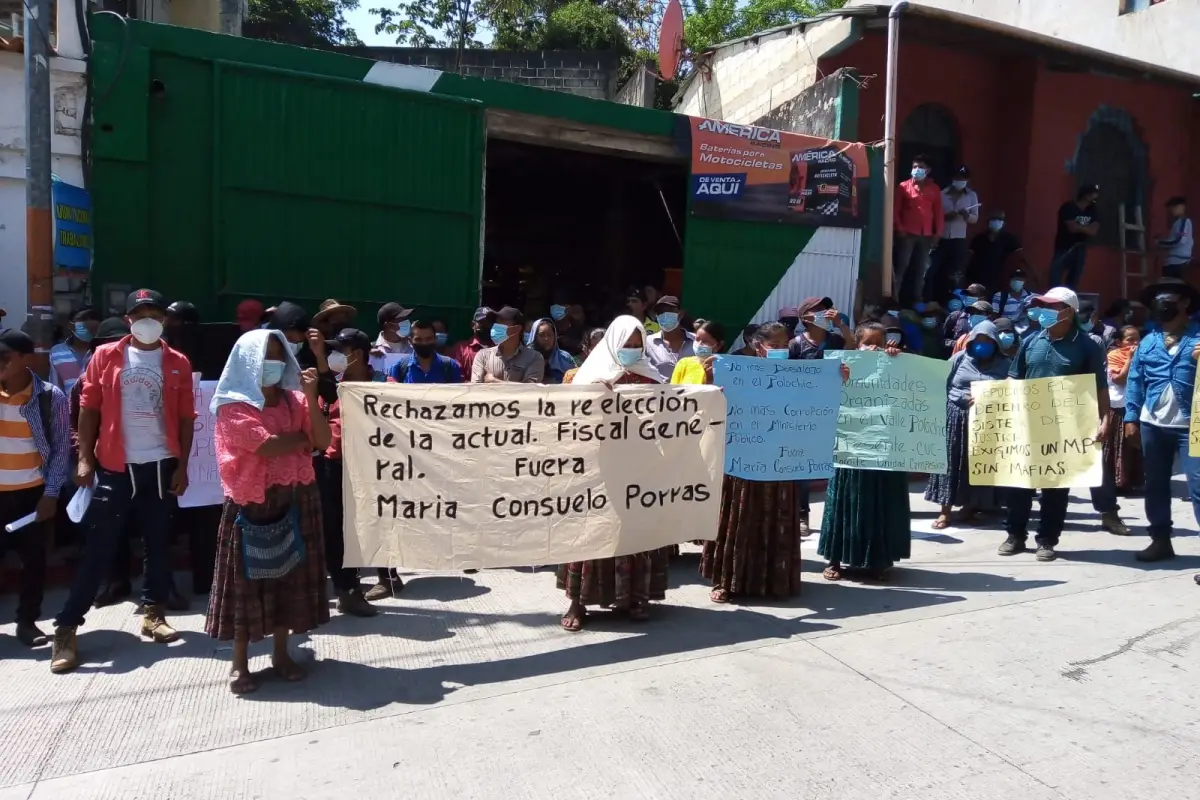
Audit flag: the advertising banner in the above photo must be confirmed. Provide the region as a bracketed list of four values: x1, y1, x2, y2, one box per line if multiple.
[679, 116, 870, 228]
[340, 382, 727, 570]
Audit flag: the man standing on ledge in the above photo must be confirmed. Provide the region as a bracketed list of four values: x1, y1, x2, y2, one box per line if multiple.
[893, 154, 944, 306]
[999, 287, 1112, 563]
[471, 307, 545, 384]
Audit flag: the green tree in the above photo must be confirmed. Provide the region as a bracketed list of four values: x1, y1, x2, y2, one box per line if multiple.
[243, 0, 363, 48]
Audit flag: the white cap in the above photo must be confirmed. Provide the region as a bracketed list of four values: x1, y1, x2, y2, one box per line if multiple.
[1034, 287, 1080, 311]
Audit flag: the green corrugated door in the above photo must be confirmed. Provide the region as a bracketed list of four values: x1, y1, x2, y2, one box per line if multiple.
[216, 63, 484, 327]
[91, 52, 484, 330]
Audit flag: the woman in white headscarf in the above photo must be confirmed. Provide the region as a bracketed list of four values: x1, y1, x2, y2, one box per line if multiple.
[557, 315, 667, 631]
[205, 329, 332, 694]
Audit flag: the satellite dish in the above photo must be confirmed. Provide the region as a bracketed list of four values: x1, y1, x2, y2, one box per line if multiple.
[658, 0, 684, 80]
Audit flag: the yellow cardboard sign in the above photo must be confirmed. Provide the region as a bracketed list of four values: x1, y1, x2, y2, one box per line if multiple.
[1189, 387, 1200, 457]
[968, 375, 1103, 489]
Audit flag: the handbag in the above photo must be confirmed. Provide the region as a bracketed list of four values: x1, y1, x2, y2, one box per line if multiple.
[237, 493, 306, 580]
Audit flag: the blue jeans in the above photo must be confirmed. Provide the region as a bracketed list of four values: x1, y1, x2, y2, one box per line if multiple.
[1140, 423, 1200, 541]
[56, 460, 179, 629]
[1050, 246, 1087, 288]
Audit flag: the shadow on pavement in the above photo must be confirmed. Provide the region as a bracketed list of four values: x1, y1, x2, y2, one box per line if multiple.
[251, 603, 838, 710]
[1061, 549, 1200, 570]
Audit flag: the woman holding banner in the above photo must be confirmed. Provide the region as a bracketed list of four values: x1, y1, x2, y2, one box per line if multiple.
[701, 322, 804, 603]
[206, 330, 332, 694]
[818, 322, 912, 581]
[557, 316, 669, 631]
[925, 320, 1011, 529]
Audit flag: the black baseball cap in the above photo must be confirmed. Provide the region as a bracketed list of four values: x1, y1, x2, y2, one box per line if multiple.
[328, 327, 372, 355]
[95, 317, 130, 342]
[72, 306, 101, 323]
[377, 303, 413, 325]
[955, 166, 970, 178]
[495, 306, 524, 326]
[473, 306, 496, 322]
[0, 329, 34, 356]
[125, 289, 167, 314]
[270, 301, 310, 332]
[167, 301, 200, 324]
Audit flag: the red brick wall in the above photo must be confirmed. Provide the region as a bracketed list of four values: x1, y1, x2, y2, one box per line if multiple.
[821, 31, 1200, 307]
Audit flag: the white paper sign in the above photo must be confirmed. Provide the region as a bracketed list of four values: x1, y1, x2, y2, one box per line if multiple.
[340, 382, 727, 570]
[178, 380, 222, 508]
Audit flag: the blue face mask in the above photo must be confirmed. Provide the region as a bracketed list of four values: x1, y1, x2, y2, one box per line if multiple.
[968, 340, 996, 360]
[997, 331, 1016, 349]
[395, 320, 412, 338]
[989, 219, 1004, 232]
[921, 317, 938, 329]
[657, 312, 680, 332]
[1010, 279, 1025, 292]
[523, 331, 535, 346]
[886, 333, 903, 348]
[74, 322, 94, 342]
[952, 180, 967, 191]
[765, 348, 790, 360]
[948, 298, 964, 312]
[261, 360, 285, 387]
[695, 344, 714, 358]
[1030, 308, 1060, 329]
[1078, 318, 1094, 333]
[969, 314, 987, 328]
[435, 332, 448, 347]
[912, 167, 927, 180]
[616, 347, 643, 367]
[490, 323, 511, 345]
[549, 305, 567, 322]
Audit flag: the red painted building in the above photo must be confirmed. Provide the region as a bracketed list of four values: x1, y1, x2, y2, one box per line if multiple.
[676, 5, 1200, 306]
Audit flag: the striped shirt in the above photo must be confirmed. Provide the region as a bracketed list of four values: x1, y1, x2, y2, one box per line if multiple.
[0, 383, 44, 490]
[49, 341, 89, 393]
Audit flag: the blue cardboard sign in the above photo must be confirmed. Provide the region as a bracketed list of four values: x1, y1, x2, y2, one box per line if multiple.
[51, 178, 92, 270]
[712, 355, 841, 481]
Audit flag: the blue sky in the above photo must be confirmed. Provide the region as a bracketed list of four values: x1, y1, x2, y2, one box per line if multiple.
[345, 5, 495, 46]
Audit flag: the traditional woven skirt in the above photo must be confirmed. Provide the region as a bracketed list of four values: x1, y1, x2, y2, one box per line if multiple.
[556, 549, 670, 607]
[1103, 407, 1143, 491]
[819, 468, 911, 570]
[205, 481, 330, 642]
[924, 401, 1005, 509]
[700, 476, 801, 598]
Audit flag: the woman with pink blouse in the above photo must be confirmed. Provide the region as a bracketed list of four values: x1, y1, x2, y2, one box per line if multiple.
[205, 329, 332, 695]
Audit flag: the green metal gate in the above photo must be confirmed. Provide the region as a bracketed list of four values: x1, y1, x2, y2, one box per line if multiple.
[91, 47, 485, 329]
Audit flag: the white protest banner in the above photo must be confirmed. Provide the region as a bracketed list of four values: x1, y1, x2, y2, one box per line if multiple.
[340, 382, 727, 570]
[178, 380, 222, 508]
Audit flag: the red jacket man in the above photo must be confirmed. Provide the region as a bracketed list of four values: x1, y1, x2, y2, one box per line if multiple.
[893, 155, 945, 304]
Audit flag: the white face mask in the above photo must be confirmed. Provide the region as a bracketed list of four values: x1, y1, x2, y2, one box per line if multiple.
[327, 352, 348, 374]
[261, 360, 285, 387]
[129, 318, 163, 345]
[287, 340, 303, 355]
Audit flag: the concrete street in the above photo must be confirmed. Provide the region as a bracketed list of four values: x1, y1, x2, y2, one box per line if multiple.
[1, 481, 1198, 800]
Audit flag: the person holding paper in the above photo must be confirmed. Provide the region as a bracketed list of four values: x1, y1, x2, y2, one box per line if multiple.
[702, 322, 804, 602]
[557, 316, 667, 631]
[999, 287, 1112, 562]
[1123, 278, 1200, 563]
[925, 321, 1011, 529]
[51, 290, 197, 674]
[319, 329, 385, 617]
[818, 321, 912, 581]
[0, 330, 70, 647]
[206, 330, 332, 694]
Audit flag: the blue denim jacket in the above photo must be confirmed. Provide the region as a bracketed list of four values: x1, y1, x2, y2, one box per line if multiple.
[1123, 324, 1200, 424]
